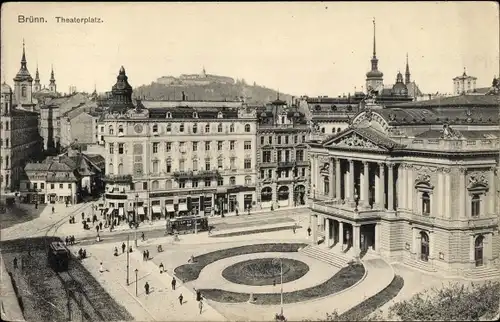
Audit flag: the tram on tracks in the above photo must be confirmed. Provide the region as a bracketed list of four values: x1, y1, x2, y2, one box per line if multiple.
[165, 215, 209, 235]
[48, 241, 70, 272]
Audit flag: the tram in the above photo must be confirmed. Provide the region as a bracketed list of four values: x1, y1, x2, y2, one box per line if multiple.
[47, 241, 70, 272]
[166, 215, 209, 235]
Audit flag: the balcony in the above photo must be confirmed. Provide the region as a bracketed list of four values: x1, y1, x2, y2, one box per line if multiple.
[173, 170, 221, 180]
[103, 174, 133, 184]
[405, 212, 499, 230]
[295, 160, 308, 167]
[277, 161, 296, 168]
[260, 161, 277, 168]
[310, 200, 383, 221]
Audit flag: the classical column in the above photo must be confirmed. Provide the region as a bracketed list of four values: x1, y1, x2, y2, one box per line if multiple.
[459, 167, 466, 219]
[329, 158, 335, 199]
[387, 163, 395, 211]
[361, 161, 370, 208]
[378, 163, 386, 209]
[488, 167, 496, 216]
[444, 168, 451, 218]
[374, 223, 380, 252]
[311, 214, 318, 244]
[331, 220, 337, 245]
[339, 221, 344, 250]
[406, 165, 414, 212]
[325, 218, 331, 247]
[353, 225, 361, 259]
[348, 159, 355, 205]
[335, 158, 341, 201]
[437, 169, 444, 217]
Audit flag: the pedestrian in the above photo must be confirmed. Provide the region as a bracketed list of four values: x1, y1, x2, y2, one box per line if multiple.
[129, 246, 133, 253]
[96, 233, 101, 242]
[81, 212, 84, 221]
[99, 222, 103, 231]
[146, 250, 150, 261]
[13, 257, 18, 269]
[114, 247, 119, 256]
[71, 235, 75, 245]
[65, 236, 69, 245]
[143, 250, 146, 261]
[96, 225, 99, 233]
[144, 282, 150, 295]
[235, 208, 239, 216]
[171, 277, 177, 290]
[178, 293, 183, 305]
[159, 262, 164, 273]
[195, 288, 202, 301]
[35, 202, 38, 209]
[292, 224, 296, 234]
[121, 242, 126, 254]
[141, 232, 145, 241]
[199, 300, 203, 314]
[307, 227, 311, 236]
[99, 262, 104, 273]
[52, 206, 55, 214]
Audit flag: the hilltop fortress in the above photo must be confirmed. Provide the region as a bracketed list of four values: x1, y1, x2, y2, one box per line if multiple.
[156, 67, 235, 86]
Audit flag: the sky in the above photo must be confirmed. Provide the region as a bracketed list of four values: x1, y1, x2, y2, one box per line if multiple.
[1, 1, 499, 97]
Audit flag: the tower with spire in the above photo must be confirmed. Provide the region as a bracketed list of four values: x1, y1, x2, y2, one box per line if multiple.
[109, 66, 134, 112]
[365, 18, 384, 95]
[34, 64, 41, 92]
[13, 39, 34, 107]
[405, 53, 411, 84]
[49, 64, 57, 93]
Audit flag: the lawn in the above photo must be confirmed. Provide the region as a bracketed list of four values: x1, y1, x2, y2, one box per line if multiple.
[222, 258, 310, 286]
[212, 225, 302, 238]
[0, 203, 47, 229]
[200, 262, 365, 304]
[174, 243, 308, 282]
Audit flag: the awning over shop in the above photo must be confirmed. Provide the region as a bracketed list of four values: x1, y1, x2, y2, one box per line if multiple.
[166, 205, 175, 212]
[118, 208, 124, 217]
[178, 203, 188, 212]
[106, 208, 114, 216]
[152, 206, 162, 214]
[138, 207, 145, 215]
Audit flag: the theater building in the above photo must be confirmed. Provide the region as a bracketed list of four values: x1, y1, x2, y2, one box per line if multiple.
[308, 95, 500, 278]
[100, 67, 258, 222]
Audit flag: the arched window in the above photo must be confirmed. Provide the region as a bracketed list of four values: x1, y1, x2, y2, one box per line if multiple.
[278, 186, 289, 201]
[217, 123, 223, 133]
[230, 124, 235, 133]
[179, 123, 184, 132]
[22, 86, 27, 97]
[420, 231, 429, 262]
[230, 176, 236, 185]
[245, 176, 251, 185]
[205, 124, 210, 133]
[332, 128, 336, 133]
[193, 112, 198, 118]
[118, 163, 123, 175]
[261, 187, 272, 202]
[321, 127, 325, 133]
[422, 192, 431, 215]
[166, 112, 172, 119]
[244, 124, 251, 132]
[337, 128, 341, 133]
[152, 180, 159, 190]
[192, 123, 198, 133]
[165, 179, 172, 190]
[118, 125, 124, 134]
[217, 111, 223, 119]
[152, 124, 158, 132]
[108, 163, 114, 174]
[109, 125, 114, 135]
[323, 177, 329, 195]
[474, 235, 484, 267]
[471, 194, 480, 217]
[281, 116, 285, 124]
[166, 123, 172, 132]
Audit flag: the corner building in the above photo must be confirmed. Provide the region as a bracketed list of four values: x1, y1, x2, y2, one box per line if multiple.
[100, 67, 258, 221]
[308, 95, 500, 278]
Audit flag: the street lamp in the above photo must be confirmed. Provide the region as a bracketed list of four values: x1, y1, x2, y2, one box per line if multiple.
[134, 268, 138, 296]
[126, 235, 130, 285]
[272, 257, 284, 318]
[135, 193, 139, 247]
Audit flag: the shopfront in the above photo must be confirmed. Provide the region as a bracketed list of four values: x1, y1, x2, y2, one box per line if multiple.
[151, 200, 162, 220]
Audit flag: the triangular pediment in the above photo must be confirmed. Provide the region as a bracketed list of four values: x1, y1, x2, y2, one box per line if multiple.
[323, 129, 390, 151]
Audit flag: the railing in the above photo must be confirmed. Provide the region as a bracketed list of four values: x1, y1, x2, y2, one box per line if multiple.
[402, 211, 499, 229]
[310, 200, 383, 220]
[173, 170, 221, 180]
[103, 174, 133, 183]
[277, 161, 295, 168]
[405, 138, 499, 151]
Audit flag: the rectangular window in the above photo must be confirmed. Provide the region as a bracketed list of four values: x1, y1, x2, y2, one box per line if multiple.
[34, 183, 38, 189]
[166, 162, 171, 173]
[100, 126, 104, 133]
[109, 143, 114, 154]
[218, 158, 223, 169]
[277, 151, 282, 162]
[41, 183, 45, 189]
[59, 183, 63, 189]
[152, 161, 159, 174]
[268, 169, 272, 178]
[262, 151, 271, 163]
[244, 159, 251, 169]
[294, 135, 298, 144]
[278, 136, 282, 144]
[152, 142, 159, 153]
[230, 157, 236, 169]
[68, 183, 71, 189]
[205, 141, 210, 150]
[204, 179, 211, 187]
[260, 137, 265, 145]
[205, 160, 211, 171]
[296, 150, 304, 161]
[179, 180, 186, 188]
[230, 141, 235, 150]
[244, 141, 251, 150]
[179, 159, 185, 172]
[193, 159, 198, 171]
[301, 168, 305, 177]
[192, 141, 198, 151]
[166, 142, 172, 152]
[285, 136, 289, 144]
[217, 178, 224, 186]
[51, 184, 55, 189]
[143, 182, 148, 190]
[192, 179, 198, 188]
[118, 143, 124, 154]
[302, 135, 306, 142]
[218, 141, 223, 151]
[268, 136, 272, 144]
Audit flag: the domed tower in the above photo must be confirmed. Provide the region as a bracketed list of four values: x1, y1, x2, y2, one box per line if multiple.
[365, 18, 384, 94]
[33, 64, 41, 93]
[49, 64, 57, 93]
[13, 40, 34, 107]
[392, 71, 408, 96]
[1, 82, 13, 115]
[109, 66, 134, 113]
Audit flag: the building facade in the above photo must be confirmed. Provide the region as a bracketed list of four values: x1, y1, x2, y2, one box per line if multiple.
[453, 68, 477, 95]
[1, 83, 43, 193]
[256, 98, 310, 209]
[100, 67, 258, 222]
[308, 94, 500, 278]
[60, 109, 100, 148]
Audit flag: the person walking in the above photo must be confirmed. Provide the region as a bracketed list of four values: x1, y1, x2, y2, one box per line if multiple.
[143, 250, 146, 261]
[178, 293, 183, 305]
[99, 262, 104, 273]
[121, 242, 126, 254]
[159, 262, 164, 273]
[171, 277, 177, 290]
[144, 282, 150, 295]
[52, 206, 55, 214]
[13, 257, 18, 269]
[141, 232, 145, 241]
[99, 222, 103, 231]
[81, 212, 85, 221]
[198, 300, 203, 314]
[307, 227, 311, 236]
[292, 224, 296, 234]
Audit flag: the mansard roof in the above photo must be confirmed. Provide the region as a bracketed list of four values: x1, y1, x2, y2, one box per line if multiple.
[390, 94, 499, 108]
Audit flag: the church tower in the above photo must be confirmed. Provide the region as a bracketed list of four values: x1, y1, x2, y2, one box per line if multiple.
[13, 40, 34, 107]
[49, 65, 57, 93]
[1, 83, 13, 115]
[33, 64, 41, 93]
[365, 19, 384, 94]
[405, 53, 411, 84]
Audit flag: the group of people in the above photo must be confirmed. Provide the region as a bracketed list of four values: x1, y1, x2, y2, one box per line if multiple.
[78, 248, 87, 259]
[65, 235, 76, 245]
[142, 250, 150, 261]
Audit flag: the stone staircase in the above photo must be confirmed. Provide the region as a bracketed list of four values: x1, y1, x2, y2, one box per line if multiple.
[464, 266, 500, 280]
[402, 256, 438, 273]
[299, 245, 351, 268]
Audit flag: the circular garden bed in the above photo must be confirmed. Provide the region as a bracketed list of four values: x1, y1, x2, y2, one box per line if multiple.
[222, 258, 310, 286]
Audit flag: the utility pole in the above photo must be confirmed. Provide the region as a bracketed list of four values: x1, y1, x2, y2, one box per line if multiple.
[126, 235, 130, 285]
[280, 258, 283, 316]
